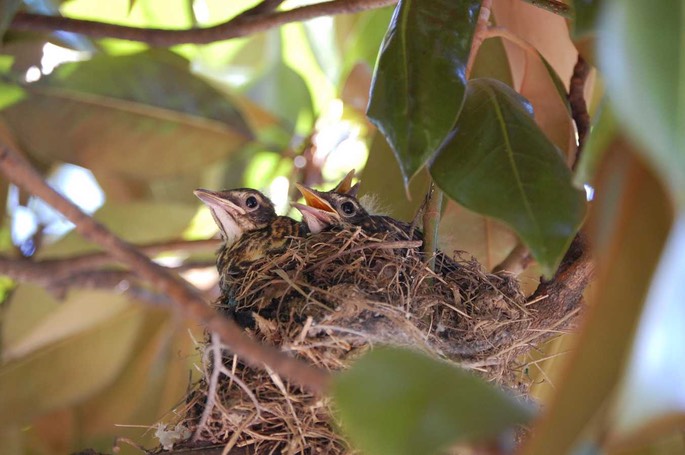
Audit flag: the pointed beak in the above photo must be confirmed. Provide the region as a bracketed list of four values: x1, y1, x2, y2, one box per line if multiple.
[194, 189, 246, 216]
[333, 169, 356, 194]
[291, 202, 339, 234]
[294, 184, 336, 213]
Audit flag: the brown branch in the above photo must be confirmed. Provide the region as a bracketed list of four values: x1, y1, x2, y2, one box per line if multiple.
[569, 54, 592, 169]
[0, 141, 330, 395]
[0, 238, 218, 283]
[10, 0, 397, 46]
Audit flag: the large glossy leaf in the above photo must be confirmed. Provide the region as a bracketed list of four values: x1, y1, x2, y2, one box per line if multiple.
[367, 0, 481, 184]
[430, 78, 586, 275]
[1, 50, 252, 179]
[521, 142, 673, 455]
[0, 305, 144, 426]
[598, 0, 685, 207]
[611, 213, 685, 439]
[333, 348, 533, 455]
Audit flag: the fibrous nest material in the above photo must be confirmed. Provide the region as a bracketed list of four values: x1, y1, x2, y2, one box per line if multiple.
[164, 227, 530, 454]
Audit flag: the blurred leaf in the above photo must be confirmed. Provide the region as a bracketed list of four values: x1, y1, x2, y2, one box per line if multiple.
[598, 0, 685, 207]
[0, 305, 144, 426]
[0, 81, 24, 110]
[438, 200, 518, 270]
[0, 0, 21, 40]
[1, 285, 61, 351]
[343, 7, 394, 72]
[37, 200, 197, 258]
[470, 36, 513, 87]
[574, 102, 616, 187]
[573, 0, 602, 38]
[333, 347, 533, 455]
[2, 50, 252, 179]
[367, 0, 480, 184]
[0, 425, 22, 455]
[360, 133, 430, 222]
[430, 78, 586, 276]
[611, 212, 685, 437]
[493, 0, 577, 92]
[521, 142, 673, 455]
[244, 36, 314, 134]
[341, 62, 373, 114]
[3, 290, 132, 361]
[519, 49, 576, 161]
[78, 309, 182, 434]
[304, 18, 342, 85]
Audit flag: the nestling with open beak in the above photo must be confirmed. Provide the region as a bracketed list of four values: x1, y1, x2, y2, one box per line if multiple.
[194, 188, 307, 314]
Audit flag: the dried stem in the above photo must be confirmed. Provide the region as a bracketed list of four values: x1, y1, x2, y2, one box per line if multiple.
[421, 184, 443, 271]
[10, 0, 396, 46]
[0, 141, 330, 395]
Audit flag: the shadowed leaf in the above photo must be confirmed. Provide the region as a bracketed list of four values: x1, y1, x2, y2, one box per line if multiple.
[430, 78, 585, 276]
[367, 0, 480, 184]
[333, 348, 533, 455]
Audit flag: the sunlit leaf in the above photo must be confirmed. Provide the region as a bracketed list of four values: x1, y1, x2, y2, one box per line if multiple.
[0, 81, 24, 110]
[0, 305, 144, 426]
[470, 36, 513, 87]
[244, 31, 314, 135]
[430, 78, 586, 275]
[438, 200, 518, 271]
[360, 133, 430, 222]
[333, 347, 533, 455]
[37, 201, 197, 258]
[521, 142, 673, 455]
[2, 50, 252, 179]
[1, 285, 61, 351]
[493, 0, 577, 91]
[367, 0, 480, 184]
[3, 290, 132, 361]
[342, 7, 394, 73]
[517, 49, 575, 161]
[598, 0, 685, 207]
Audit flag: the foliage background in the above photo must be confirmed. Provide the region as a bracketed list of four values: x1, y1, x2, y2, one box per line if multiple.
[0, 0, 683, 454]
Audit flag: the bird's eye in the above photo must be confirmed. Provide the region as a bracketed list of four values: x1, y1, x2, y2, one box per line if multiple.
[341, 201, 356, 216]
[245, 196, 259, 209]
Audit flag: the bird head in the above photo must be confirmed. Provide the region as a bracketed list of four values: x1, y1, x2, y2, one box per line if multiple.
[293, 183, 369, 233]
[194, 188, 276, 243]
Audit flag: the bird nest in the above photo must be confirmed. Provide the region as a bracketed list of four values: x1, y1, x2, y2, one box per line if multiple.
[162, 228, 530, 454]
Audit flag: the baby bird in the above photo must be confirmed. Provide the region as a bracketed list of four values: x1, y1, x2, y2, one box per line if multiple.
[194, 188, 306, 315]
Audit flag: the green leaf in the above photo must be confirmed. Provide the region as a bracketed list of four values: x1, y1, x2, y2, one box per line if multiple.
[572, 0, 603, 38]
[574, 102, 617, 187]
[430, 78, 586, 276]
[521, 144, 673, 455]
[0, 0, 22, 41]
[333, 348, 532, 455]
[342, 8, 394, 74]
[367, 0, 481, 184]
[470, 36, 513, 87]
[598, 0, 685, 207]
[244, 32, 315, 135]
[0, 81, 24, 110]
[2, 50, 252, 179]
[0, 304, 144, 426]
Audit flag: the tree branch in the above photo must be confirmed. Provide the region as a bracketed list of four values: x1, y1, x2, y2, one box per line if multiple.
[0, 141, 330, 395]
[10, 0, 396, 46]
[569, 54, 592, 170]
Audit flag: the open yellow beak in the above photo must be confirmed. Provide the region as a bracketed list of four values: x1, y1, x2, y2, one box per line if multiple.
[294, 183, 337, 213]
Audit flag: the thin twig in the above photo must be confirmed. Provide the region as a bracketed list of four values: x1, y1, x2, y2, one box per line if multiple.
[421, 184, 443, 271]
[0, 140, 330, 395]
[464, 0, 493, 79]
[10, 0, 397, 46]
